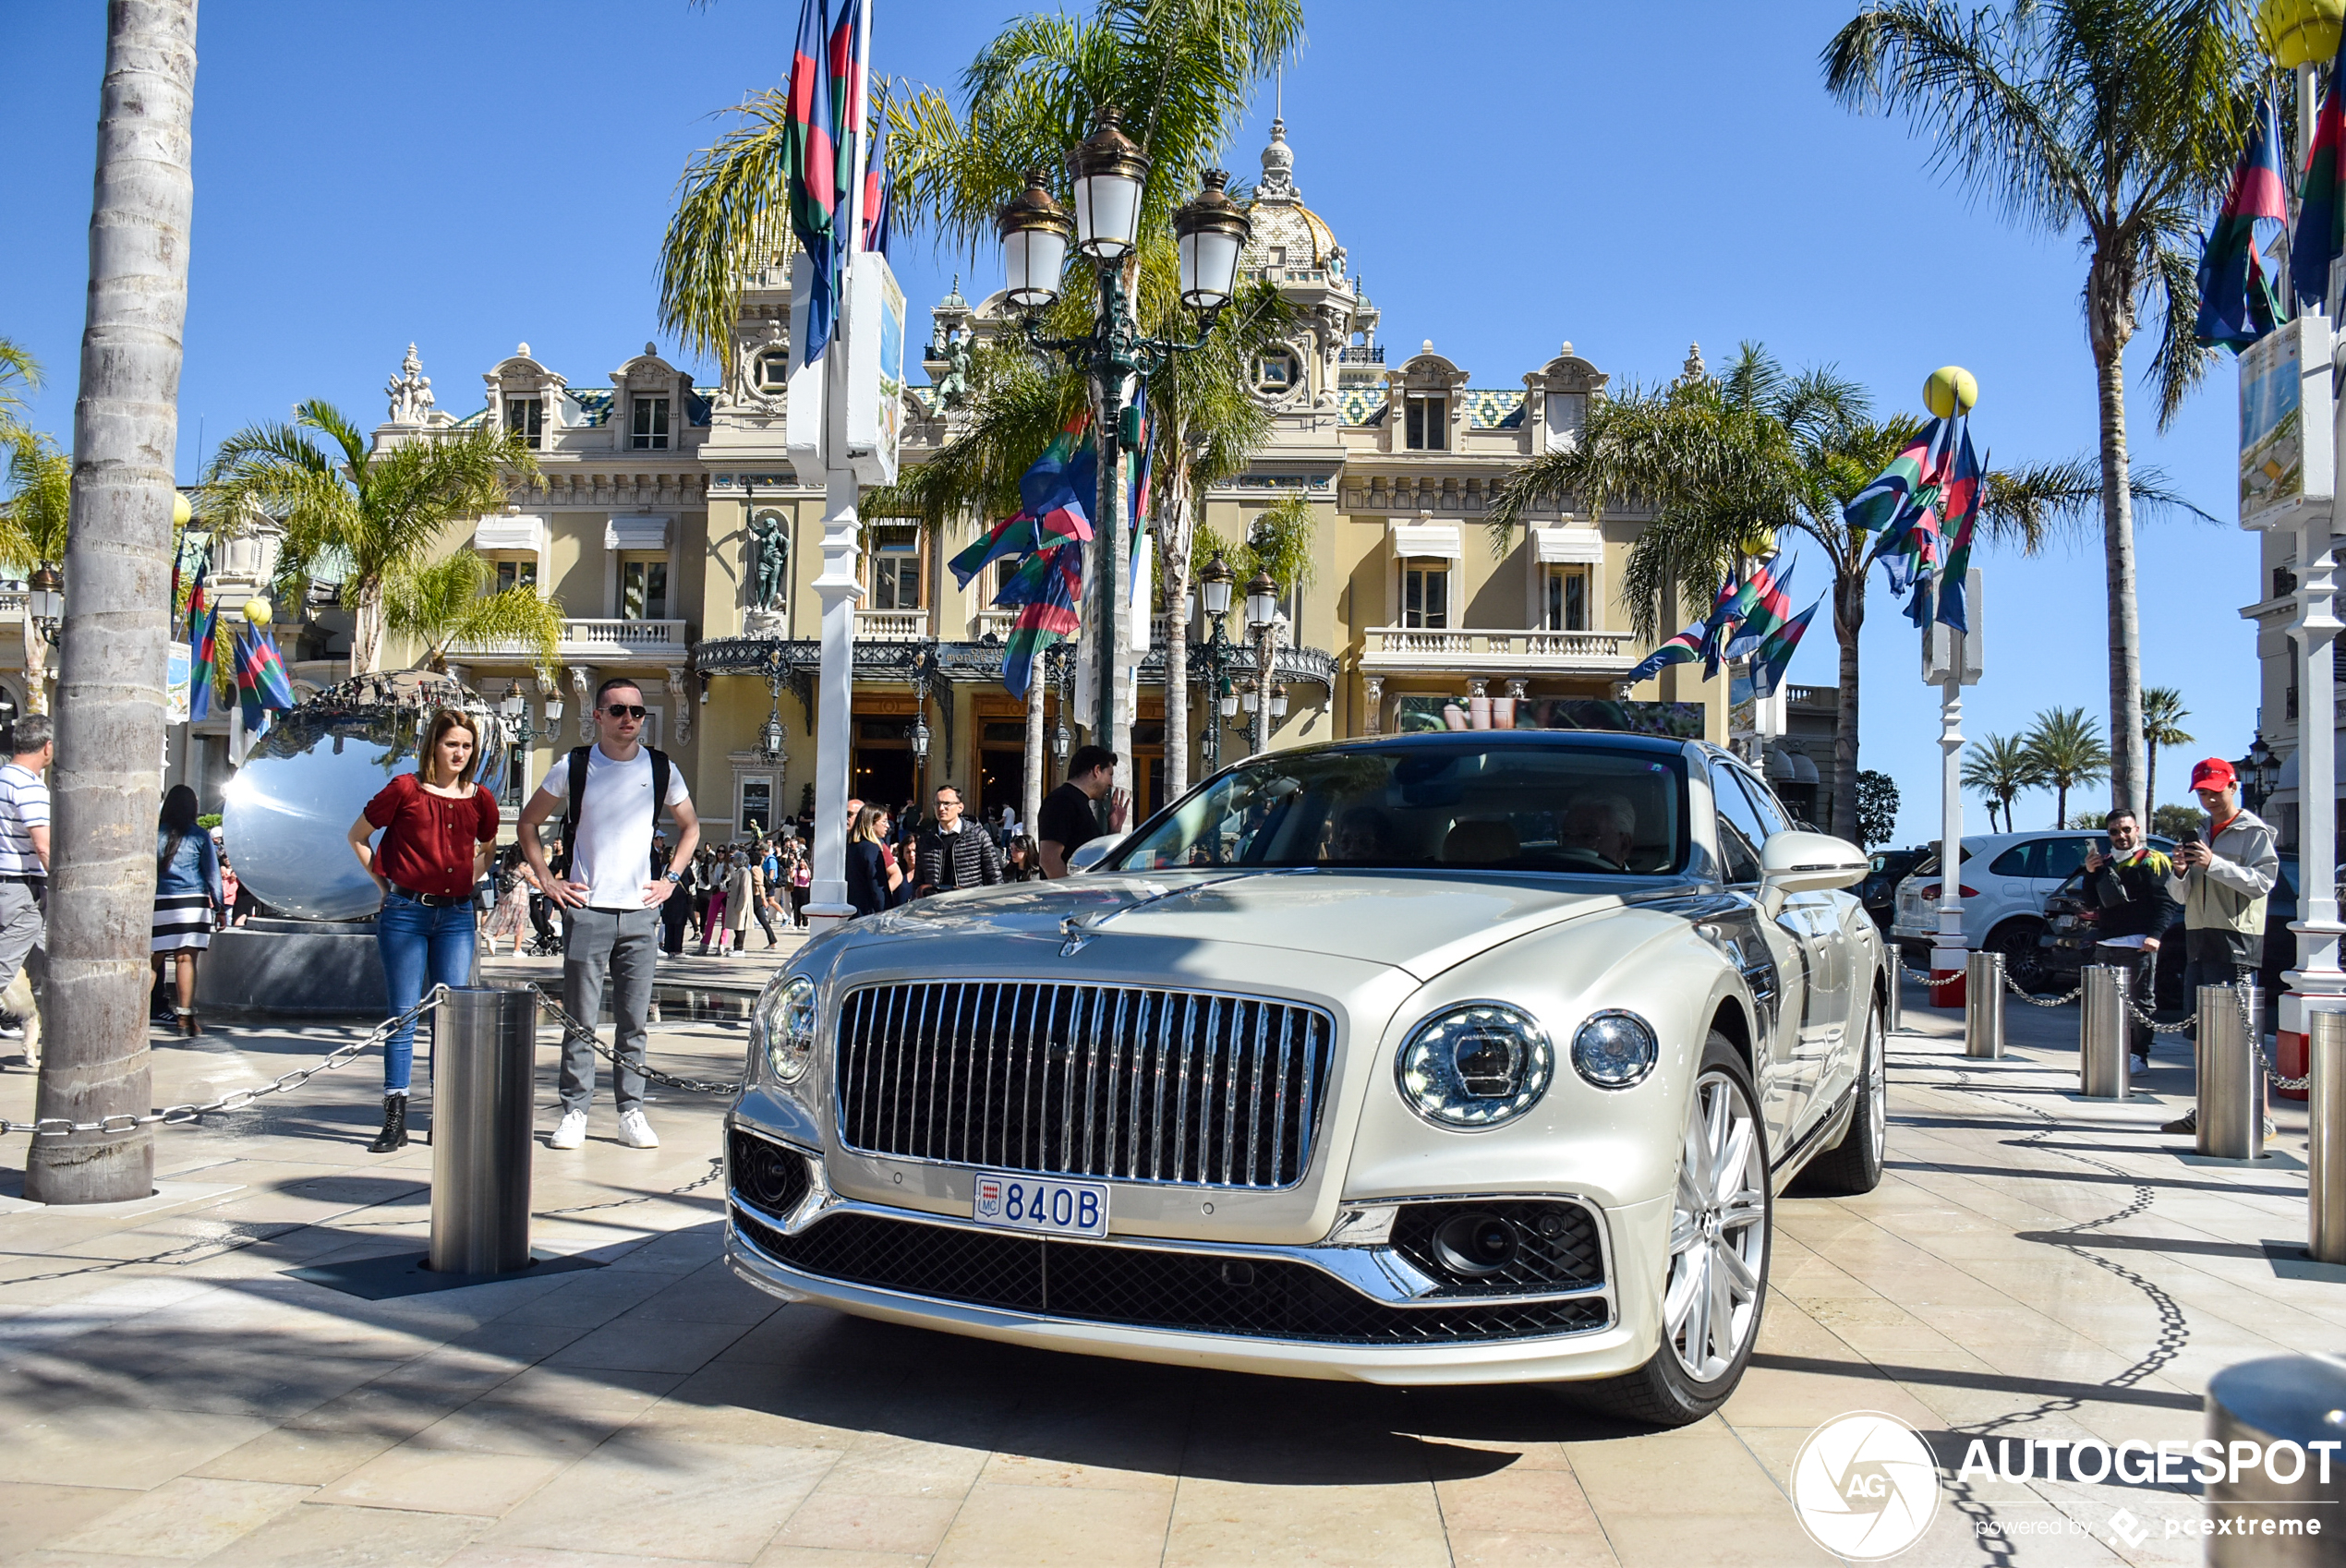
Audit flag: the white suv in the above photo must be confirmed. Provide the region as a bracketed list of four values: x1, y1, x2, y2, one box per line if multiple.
[1891, 831, 2106, 992]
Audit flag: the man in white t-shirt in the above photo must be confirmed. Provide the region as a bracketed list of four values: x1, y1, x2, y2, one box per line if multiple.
[519, 679, 699, 1151]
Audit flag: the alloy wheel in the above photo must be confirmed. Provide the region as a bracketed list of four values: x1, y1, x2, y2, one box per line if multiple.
[1865, 1005, 1886, 1153]
[1664, 1068, 1768, 1383]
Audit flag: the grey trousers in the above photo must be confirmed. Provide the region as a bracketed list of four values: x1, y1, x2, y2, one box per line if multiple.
[561, 904, 657, 1116]
[0, 881, 43, 996]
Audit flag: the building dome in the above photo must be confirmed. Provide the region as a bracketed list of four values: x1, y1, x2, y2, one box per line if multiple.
[1240, 117, 1346, 276]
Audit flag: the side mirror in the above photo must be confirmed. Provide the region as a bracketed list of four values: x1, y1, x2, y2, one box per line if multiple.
[1068, 839, 1114, 874]
[1760, 830, 1868, 894]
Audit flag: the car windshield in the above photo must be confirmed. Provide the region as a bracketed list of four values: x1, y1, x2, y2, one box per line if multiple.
[1111, 742, 1690, 875]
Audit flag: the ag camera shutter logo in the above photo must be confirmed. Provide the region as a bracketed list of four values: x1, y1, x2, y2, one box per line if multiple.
[1791, 1411, 1941, 1560]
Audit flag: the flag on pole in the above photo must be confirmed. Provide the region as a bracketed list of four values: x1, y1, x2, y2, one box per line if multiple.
[1844, 417, 1953, 541]
[1724, 558, 1796, 660]
[861, 118, 893, 259]
[946, 414, 1097, 589]
[1747, 597, 1821, 702]
[1624, 620, 1706, 685]
[1699, 572, 1749, 679]
[2195, 92, 2290, 350]
[1934, 417, 1984, 631]
[1000, 543, 1085, 699]
[183, 562, 217, 723]
[1128, 385, 1154, 653]
[2295, 30, 2346, 314]
[784, 0, 840, 362]
[231, 621, 296, 741]
[827, 0, 866, 263]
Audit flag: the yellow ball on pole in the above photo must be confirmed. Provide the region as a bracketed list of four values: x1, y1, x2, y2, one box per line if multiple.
[2258, 0, 2345, 68]
[171, 490, 192, 528]
[1923, 365, 1978, 418]
[242, 597, 272, 626]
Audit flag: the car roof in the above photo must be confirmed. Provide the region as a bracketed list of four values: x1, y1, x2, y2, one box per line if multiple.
[1263, 729, 1698, 763]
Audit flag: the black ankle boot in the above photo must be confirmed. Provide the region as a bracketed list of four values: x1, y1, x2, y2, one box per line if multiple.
[368, 1095, 408, 1152]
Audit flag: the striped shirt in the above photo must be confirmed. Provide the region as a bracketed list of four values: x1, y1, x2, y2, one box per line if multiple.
[0, 764, 48, 879]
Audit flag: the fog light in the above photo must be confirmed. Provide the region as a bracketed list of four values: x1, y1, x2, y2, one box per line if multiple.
[1432, 1212, 1519, 1278]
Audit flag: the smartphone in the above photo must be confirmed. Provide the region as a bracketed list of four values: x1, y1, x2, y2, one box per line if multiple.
[2179, 827, 2202, 846]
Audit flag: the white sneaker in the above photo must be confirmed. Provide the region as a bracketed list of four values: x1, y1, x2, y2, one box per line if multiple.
[549, 1110, 587, 1150]
[617, 1110, 659, 1149]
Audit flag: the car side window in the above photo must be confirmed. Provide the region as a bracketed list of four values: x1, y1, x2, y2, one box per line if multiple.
[1989, 841, 2039, 878]
[1709, 764, 1767, 884]
[1727, 767, 1791, 838]
[2042, 838, 2091, 881]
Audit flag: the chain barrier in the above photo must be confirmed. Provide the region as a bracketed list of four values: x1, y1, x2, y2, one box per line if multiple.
[0, 987, 447, 1140]
[2001, 971, 2084, 1008]
[525, 984, 744, 1096]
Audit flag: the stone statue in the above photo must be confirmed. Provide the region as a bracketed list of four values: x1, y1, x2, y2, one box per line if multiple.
[385, 344, 434, 425]
[937, 332, 973, 411]
[748, 512, 789, 610]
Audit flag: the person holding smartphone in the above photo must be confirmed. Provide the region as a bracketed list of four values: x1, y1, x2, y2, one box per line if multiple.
[2079, 807, 2176, 1072]
[2159, 758, 2279, 1138]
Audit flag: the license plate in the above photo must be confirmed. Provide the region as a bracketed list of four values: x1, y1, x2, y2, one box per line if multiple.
[970, 1171, 1108, 1239]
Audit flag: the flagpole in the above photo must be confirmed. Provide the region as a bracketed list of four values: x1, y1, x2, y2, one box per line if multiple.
[804, 0, 874, 933]
[1925, 368, 1977, 1009]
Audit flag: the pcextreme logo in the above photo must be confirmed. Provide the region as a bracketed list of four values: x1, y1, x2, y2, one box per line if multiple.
[1790, 1411, 1941, 1561]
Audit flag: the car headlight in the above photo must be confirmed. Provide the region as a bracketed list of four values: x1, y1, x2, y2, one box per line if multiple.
[755, 973, 817, 1084]
[1395, 1003, 1554, 1129]
[1571, 1010, 1657, 1089]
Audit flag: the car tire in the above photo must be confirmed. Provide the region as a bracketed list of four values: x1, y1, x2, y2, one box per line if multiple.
[1988, 921, 2047, 992]
[1793, 994, 1886, 1197]
[1575, 1032, 1772, 1429]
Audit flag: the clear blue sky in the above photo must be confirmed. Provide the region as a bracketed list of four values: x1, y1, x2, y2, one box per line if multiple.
[2, 1, 2256, 844]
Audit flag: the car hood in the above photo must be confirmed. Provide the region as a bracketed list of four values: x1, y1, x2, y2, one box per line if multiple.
[828, 867, 1662, 982]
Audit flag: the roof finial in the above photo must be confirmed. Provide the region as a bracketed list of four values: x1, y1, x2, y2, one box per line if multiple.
[1258, 110, 1296, 200]
[1680, 342, 1707, 383]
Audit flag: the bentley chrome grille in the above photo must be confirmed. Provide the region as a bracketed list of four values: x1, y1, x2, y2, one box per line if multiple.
[834, 982, 1336, 1189]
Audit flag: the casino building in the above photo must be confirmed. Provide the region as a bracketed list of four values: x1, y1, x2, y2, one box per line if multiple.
[163, 117, 1841, 838]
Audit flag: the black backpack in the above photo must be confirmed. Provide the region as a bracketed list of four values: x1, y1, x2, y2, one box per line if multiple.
[559, 743, 671, 878]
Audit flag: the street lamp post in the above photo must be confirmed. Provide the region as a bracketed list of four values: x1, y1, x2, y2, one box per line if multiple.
[26, 563, 62, 646]
[1245, 569, 1280, 756]
[1196, 553, 1235, 773]
[996, 119, 1250, 830]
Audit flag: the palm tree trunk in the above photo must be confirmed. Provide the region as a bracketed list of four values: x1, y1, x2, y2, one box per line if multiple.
[30, 0, 198, 1207]
[2090, 293, 2146, 820]
[2145, 740, 2158, 819]
[1831, 564, 1864, 843]
[352, 586, 381, 674]
[2057, 782, 2068, 830]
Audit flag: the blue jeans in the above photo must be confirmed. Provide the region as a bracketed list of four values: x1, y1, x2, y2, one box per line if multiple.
[376, 891, 477, 1094]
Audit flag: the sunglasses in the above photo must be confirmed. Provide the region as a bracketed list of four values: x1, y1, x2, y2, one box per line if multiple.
[603, 704, 647, 719]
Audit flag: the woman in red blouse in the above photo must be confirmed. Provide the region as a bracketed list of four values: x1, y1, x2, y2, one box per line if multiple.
[346, 710, 498, 1152]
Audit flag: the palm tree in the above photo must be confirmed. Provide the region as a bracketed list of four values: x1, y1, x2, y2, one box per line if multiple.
[2141, 684, 2194, 812]
[201, 401, 533, 674]
[1824, 1, 2260, 821]
[0, 339, 38, 447]
[33, 0, 200, 1208]
[1490, 343, 2193, 840]
[1, 432, 73, 716]
[2022, 706, 2112, 828]
[382, 553, 562, 673]
[1962, 730, 2042, 832]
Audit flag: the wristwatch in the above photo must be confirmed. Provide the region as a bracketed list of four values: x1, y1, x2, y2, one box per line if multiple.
[664, 871, 683, 885]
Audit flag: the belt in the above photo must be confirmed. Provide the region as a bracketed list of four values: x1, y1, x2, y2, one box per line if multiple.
[0, 875, 43, 887]
[389, 883, 469, 909]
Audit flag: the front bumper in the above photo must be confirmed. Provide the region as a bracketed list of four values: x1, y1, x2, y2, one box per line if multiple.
[722, 1128, 1665, 1387]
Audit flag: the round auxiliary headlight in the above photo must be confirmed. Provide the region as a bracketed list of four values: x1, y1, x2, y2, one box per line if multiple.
[1395, 1003, 1554, 1129]
[1571, 1010, 1658, 1089]
[756, 973, 817, 1083]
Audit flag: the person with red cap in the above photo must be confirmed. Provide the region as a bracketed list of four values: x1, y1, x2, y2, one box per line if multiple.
[2159, 756, 2279, 1137]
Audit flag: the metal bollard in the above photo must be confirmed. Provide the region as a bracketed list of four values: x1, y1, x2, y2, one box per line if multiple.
[1884, 959, 1903, 1036]
[2205, 1353, 2346, 1564]
[429, 986, 538, 1275]
[2311, 1008, 2346, 1265]
[2079, 966, 2129, 1099]
[1963, 950, 2004, 1059]
[2198, 982, 2267, 1162]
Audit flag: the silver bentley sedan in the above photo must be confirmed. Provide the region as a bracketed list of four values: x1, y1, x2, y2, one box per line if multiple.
[724, 730, 1886, 1426]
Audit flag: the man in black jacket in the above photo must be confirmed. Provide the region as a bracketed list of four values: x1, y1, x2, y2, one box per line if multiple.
[2080, 807, 2177, 1071]
[914, 785, 1003, 897]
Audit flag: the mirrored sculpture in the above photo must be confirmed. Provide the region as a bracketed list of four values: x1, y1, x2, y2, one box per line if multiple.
[222, 672, 509, 922]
